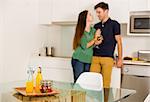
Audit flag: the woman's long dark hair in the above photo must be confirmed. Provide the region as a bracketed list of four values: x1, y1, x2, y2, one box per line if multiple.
[73, 10, 88, 50]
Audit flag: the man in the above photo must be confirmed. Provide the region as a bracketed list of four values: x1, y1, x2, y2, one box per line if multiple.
[90, 2, 123, 88]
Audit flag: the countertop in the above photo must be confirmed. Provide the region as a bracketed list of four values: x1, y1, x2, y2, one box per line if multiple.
[35, 56, 150, 66]
[123, 60, 150, 66]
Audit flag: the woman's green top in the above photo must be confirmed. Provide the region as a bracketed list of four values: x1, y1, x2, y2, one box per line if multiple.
[72, 27, 96, 63]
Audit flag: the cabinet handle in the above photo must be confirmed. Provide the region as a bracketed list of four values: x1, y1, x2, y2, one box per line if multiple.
[124, 68, 129, 73]
[133, 75, 150, 78]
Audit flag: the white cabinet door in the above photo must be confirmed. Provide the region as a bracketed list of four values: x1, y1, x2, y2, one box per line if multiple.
[79, 0, 129, 23]
[78, 0, 100, 24]
[110, 67, 121, 88]
[129, 0, 148, 11]
[106, 0, 129, 23]
[39, 0, 52, 24]
[42, 68, 73, 82]
[29, 57, 74, 82]
[52, 0, 79, 22]
[122, 65, 150, 77]
[148, 0, 150, 10]
[78, 0, 130, 23]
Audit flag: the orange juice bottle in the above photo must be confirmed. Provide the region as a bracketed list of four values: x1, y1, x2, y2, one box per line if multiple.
[35, 67, 43, 93]
[26, 68, 34, 93]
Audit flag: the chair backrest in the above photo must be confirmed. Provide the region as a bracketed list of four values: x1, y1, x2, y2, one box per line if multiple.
[76, 72, 103, 91]
[144, 93, 150, 102]
[110, 67, 121, 88]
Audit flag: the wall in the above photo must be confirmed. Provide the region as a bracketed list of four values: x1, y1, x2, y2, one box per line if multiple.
[48, 25, 150, 57]
[48, 22, 150, 57]
[1, 0, 49, 82]
[48, 0, 150, 57]
[60, 26, 75, 57]
[0, 0, 4, 83]
[47, 25, 62, 56]
[47, 26, 75, 57]
[122, 37, 150, 57]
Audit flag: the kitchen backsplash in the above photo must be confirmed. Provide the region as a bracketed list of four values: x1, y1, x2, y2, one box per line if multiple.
[47, 24, 150, 57]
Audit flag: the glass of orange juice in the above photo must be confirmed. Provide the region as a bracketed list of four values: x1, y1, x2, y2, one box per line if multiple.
[26, 66, 34, 93]
[26, 81, 34, 93]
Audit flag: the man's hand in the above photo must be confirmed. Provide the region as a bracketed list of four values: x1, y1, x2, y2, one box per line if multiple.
[116, 59, 123, 68]
[115, 35, 123, 68]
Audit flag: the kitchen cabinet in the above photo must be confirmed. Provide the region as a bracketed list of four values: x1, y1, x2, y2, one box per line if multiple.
[42, 68, 73, 82]
[39, 0, 149, 24]
[39, 0, 52, 24]
[29, 56, 74, 82]
[107, 0, 129, 23]
[51, 0, 100, 22]
[29, 56, 121, 87]
[51, 0, 129, 23]
[52, 0, 79, 22]
[148, 0, 150, 10]
[77, 0, 100, 23]
[121, 65, 150, 102]
[78, 0, 129, 23]
[129, 0, 148, 11]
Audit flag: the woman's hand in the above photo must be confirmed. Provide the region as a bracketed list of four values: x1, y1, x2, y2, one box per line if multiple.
[95, 39, 103, 45]
[95, 29, 101, 38]
[94, 29, 103, 45]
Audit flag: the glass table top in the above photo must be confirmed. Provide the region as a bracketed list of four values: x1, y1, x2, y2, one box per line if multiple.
[0, 80, 136, 102]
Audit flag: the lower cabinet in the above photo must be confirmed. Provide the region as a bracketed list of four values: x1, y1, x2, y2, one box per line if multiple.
[29, 57, 122, 87]
[42, 68, 73, 82]
[121, 65, 150, 102]
[29, 57, 74, 82]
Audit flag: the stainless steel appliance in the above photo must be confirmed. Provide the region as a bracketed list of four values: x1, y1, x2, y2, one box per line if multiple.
[130, 11, 150, 33]
[138, 50, 150, 62]
[121, 65, 150, 102]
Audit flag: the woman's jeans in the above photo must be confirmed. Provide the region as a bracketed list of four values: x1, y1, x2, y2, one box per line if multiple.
[71, 58, 91, 83]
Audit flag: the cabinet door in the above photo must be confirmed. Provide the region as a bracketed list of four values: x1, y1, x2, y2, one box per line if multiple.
[39, 0, 52, 24]
[106, 0, 129, 23]
[122, 65, 150, 77]
[79, 0, 129, 23]
[42, 68, 74, 82]
[52, 0, 79, 21]
[78, 0, 100, 24]
[148, 0, 150, 10]
[129, 0, 148, 11]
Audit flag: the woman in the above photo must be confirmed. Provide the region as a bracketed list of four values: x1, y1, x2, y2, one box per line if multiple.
[71, 10, 102, 82]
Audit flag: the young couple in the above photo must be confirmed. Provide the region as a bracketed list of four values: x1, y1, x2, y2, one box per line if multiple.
[71, 2, 123, 88]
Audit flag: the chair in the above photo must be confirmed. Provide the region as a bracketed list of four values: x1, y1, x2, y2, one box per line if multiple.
[76, 72, 103, 91]
[110, 67, 121, 88]
[144, 93, 150, 102]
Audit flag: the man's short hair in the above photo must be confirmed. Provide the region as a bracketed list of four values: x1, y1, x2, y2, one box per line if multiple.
[94, 2, 109, 10]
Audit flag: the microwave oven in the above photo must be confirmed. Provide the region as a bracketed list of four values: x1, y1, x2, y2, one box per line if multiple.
[130, 11, 150, 33]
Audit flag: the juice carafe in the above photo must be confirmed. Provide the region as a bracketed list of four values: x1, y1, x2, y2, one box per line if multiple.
[26, 68, 34, 93]
[35, 67, 43, 93]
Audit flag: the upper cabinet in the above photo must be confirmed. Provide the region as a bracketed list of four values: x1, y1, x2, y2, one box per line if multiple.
[78, 0, 100, 24]
[39, 0, 52, 24]
[51, 0, 129, 23]
[148, 0, 150, 10]
[52, 0, 79, 22]
[39, 0, 150, 24]
[106, 0, 129, 23]
[129, 0, 148, 11]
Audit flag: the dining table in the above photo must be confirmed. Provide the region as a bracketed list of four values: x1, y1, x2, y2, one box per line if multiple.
[0, 80, 136, 102]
